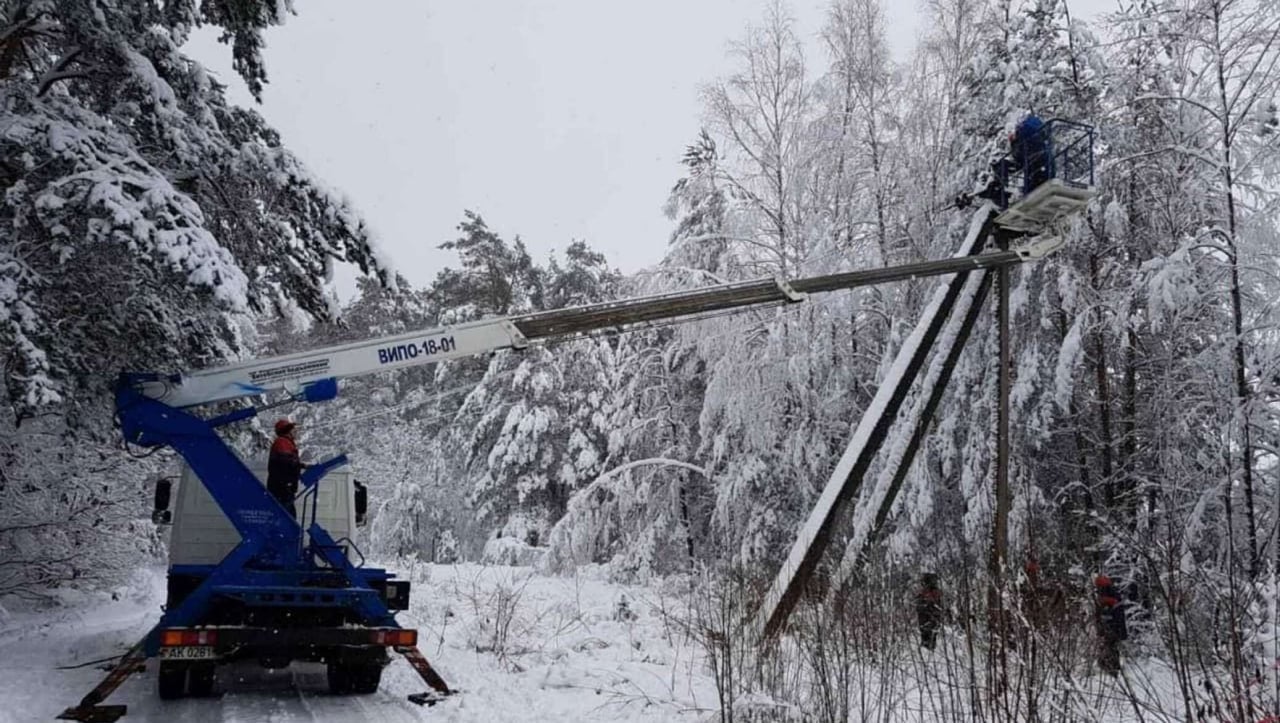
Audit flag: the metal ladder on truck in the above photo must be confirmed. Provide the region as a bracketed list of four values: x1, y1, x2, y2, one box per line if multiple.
[60, 120, 1094, 722]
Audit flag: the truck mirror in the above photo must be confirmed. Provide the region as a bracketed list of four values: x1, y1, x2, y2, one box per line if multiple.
[354, 480, 368, 527]
[154, 478, 172, 513]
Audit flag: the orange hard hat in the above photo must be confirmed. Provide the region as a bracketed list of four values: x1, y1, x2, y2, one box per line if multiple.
[274, 418, 296, 435]
[1094, 574, 1111, 587]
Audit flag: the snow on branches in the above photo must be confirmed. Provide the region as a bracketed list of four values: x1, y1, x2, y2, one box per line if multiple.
[0, 0, 383, 597]
[0, 0, 384, 419]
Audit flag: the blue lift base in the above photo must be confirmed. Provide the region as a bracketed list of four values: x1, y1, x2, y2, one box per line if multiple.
[59, 375, 450, 719]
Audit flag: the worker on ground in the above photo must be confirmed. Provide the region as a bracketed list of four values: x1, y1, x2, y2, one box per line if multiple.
[267, 418, 306, 518]
[1094, 574, 1128, 675]
[916, 572, 943, 650]
[1022, 556, 1043, 629]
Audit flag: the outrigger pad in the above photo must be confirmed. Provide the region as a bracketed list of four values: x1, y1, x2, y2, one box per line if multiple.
[395, 644, 452, 695]
[57, 705, 128, 723]
[58, 639, 147, 723]
[408, 691, 452, 707]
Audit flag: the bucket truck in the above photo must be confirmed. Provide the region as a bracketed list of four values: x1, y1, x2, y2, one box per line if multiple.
[59, 119, 1094, 722]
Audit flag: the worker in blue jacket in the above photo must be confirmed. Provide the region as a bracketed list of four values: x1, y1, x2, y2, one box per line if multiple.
[1010, 114, 1052, 194]
[958, 113, 1055, 209]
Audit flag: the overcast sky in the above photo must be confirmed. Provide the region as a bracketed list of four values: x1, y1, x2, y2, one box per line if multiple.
[184, 0, 1113, 297]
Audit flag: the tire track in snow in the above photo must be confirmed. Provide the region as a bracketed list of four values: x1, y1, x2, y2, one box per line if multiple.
[214, 661, 424, 722]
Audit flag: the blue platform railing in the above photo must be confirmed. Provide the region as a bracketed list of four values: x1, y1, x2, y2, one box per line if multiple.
[294, 456, 367, 568]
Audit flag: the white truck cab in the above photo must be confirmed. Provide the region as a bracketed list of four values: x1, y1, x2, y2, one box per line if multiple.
[147, 459, 380, 699]
[163, 460, 366, 567]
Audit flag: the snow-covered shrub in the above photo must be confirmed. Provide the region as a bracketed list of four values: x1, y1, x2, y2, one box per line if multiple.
[482, 535, 547, 568]
[455, 568, 535, 668]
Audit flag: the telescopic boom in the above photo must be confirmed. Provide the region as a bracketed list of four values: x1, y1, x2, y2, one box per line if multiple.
[139, 212, 1057, 410]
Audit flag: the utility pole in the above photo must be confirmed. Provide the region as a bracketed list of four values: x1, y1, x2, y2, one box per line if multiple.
[990, 233, 1013, 699]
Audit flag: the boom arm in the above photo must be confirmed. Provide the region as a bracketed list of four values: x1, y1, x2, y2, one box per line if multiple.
[136, 318, 532, 408]
[137, 207, 1056, 411]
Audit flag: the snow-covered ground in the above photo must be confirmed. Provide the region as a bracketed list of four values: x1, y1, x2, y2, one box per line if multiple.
[0, 563, 717, 723]
[0, 562, 1201, 723]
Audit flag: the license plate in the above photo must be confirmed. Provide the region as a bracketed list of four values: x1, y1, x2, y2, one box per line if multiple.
[160, 646, 216, 660]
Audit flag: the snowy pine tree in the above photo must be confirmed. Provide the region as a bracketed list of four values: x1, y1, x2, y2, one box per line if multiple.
[0, 0, 386, 595]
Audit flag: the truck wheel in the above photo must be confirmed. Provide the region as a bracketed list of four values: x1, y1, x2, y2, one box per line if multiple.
[349, 663, 382, 694]
[327, 662, 382, 694]
[158, 661, 187, 700]
[326, 662, 351, 694]
[188, 662, 216, 697]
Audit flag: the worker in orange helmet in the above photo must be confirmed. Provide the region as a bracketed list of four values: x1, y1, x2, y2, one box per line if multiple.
[267, 418, 307, 518]
[1094, 574, 1128, 675]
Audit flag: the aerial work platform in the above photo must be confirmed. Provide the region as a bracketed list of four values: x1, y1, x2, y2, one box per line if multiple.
[993, 118, 1097, 233]
[997, 178, 1095, 232]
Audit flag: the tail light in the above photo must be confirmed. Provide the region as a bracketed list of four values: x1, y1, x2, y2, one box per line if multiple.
[160, 629, 218, 646]
[371, 629, 417, 647]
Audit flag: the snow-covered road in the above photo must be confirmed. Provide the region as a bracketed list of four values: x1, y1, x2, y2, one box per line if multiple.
[0, 564, 718, 723]
[1, 562, 1184, 723]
